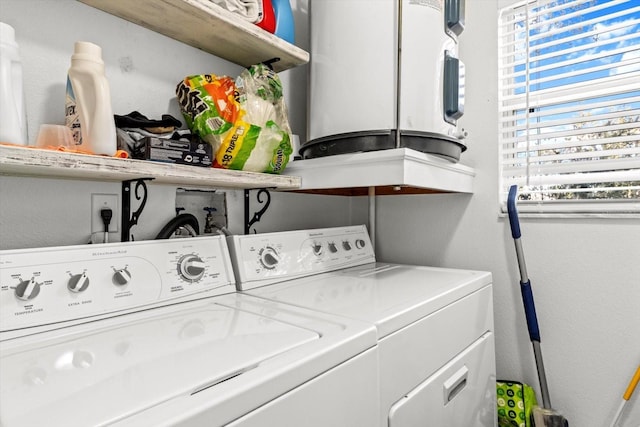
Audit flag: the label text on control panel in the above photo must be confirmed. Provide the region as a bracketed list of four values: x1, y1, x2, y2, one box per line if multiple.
[15, 308, 43, 316]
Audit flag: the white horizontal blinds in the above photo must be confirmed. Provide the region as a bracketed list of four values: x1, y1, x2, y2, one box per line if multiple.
[498, 0, 640, 211]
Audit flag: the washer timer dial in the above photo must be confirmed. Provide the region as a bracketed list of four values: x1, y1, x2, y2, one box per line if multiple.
[178, 254, 206, 282]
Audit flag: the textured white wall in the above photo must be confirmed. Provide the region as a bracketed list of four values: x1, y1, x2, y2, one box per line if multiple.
[0, 0, 360, 248]
[1, 1, 638, 426]
[374, 1, 640, 426]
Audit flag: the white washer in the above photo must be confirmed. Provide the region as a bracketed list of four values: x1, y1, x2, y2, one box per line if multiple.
[0, 236, 379, 427]
[228, 225, 496, 427]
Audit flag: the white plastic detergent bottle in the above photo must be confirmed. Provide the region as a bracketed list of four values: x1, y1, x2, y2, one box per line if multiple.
[0, 22, 28, 145]
[65, 41, 117, 156]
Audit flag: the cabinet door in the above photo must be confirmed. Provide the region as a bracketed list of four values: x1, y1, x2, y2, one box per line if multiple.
[388, 332, 496, 427]
[227, 349, 379, 427]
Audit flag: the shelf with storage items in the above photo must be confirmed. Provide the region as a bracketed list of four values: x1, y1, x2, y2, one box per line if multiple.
[283, 148, 475, 196]
[77, 0, 309, 72]
[70, 2, 473, 196]
[0, 145, 301, 190]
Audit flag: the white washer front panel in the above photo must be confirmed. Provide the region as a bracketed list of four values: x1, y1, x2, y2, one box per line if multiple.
[225, 349, 379, 427]
[0, 236, 235, 334]
[0, 293, 378, 427]
[123, 347, 380, 427]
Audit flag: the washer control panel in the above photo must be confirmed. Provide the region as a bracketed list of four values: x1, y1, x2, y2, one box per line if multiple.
[0, 236, 235, 333]
[228, 225, 375, 290]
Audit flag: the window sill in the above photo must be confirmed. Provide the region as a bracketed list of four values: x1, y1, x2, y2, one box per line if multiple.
[498, 206, 640, 220]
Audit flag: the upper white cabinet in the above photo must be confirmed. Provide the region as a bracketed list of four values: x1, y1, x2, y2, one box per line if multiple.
[77, 0, 310, 72]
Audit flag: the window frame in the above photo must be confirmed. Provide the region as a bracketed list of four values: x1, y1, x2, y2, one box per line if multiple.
[497, 0, 640, 216]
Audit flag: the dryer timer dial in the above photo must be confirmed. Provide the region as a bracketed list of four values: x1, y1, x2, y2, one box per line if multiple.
[259, 246, 280, 270]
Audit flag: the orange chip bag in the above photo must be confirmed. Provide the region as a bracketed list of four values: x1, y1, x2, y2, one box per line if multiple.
[176, 74, 240, 154]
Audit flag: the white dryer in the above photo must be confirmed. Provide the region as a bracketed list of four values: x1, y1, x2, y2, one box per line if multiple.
[228, 225, 496, 427]
[0, 235, 378, 427]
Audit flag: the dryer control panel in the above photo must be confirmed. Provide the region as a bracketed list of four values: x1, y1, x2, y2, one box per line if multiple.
[0, 236, 236, 334]
[228, 225, 376, 291]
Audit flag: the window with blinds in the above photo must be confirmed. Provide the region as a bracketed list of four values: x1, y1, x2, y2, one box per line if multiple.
[498, 0, 640, 214]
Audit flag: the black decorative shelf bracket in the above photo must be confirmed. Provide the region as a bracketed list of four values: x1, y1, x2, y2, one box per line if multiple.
[121, 177, 155, 242]
[244, 189, 271, 234]
[262, 58, 281, 70]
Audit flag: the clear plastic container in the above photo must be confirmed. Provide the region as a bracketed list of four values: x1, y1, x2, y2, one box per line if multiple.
[35, 124, 74, 149]
[0, 22, 28, 145]
[65, 41, 117, 156]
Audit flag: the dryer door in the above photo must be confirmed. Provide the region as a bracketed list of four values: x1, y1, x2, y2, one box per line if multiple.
[388, 332, 496, 427]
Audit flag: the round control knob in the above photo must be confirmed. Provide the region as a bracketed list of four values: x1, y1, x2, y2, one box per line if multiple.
[178, 255, 206, 282]
[312, 243, 323, 256]
[355, 239, 366, 249]
[15, 278, 41, 301]
[68, 273, 90, 293]
[259, 247, 280, 269]
[342, 241, 352, 251]
[113, 268, 132, 286]
[328, 242, 338, 253]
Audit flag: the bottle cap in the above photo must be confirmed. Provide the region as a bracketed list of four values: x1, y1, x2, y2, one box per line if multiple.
[0, 22, 18, 48]
[72, 41, 104, 63]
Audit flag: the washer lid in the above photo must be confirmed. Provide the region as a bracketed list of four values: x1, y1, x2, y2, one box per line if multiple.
[0, 297, 320, 427]
[245, 263, 492, 339]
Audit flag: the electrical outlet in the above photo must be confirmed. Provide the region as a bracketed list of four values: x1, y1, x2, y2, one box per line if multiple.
[91, 193, 119, 234]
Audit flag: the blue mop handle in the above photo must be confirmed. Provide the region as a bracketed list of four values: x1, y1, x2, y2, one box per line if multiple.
[520, 280, 541, 342]
[507, 186, 557, 412]
[507, 185, 541, 342]
[507, 185, 521, 239]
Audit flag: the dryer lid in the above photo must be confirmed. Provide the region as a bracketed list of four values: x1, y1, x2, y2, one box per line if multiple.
[247, 262, 492, 339]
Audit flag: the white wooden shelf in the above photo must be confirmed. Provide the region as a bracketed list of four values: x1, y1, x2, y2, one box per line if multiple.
[283, 148, 475, 196]
[0, 146, 474, 195]
[0, 146, 301, 190]
[77, 0, 309, 72]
